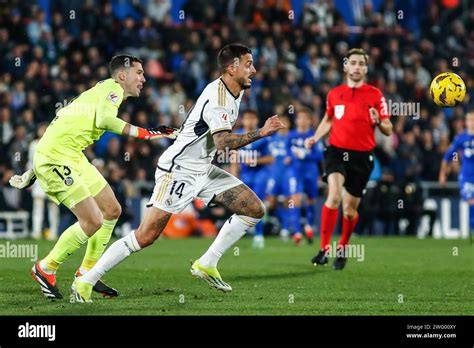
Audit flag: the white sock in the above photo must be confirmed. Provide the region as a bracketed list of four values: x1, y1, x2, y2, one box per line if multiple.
[81, 231, 141, 285]
[199, 214, 259, 268]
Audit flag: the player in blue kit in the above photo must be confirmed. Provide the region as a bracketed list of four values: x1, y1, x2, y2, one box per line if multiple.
[287, 109, 324, 245]
[266, 115, 293, 240]
[232, 109, 274, 248]
[439, 111, 474, 235]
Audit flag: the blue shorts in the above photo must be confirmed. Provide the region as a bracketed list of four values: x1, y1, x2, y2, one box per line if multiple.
[460, 179, 474, 201]
[267, 174, 288, 197]
[241, 170, 269, 200]
[292, 170, 318, 199]
[266, 168, 317, 199]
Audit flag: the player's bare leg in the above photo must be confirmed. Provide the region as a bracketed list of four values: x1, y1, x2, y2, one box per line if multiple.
[32, 197, 103, 299]
[72, 206, 171, 302]
[289, 193, 303, 245]
[192, 184, 265, 292]
[326, 172, 345, 209]
[311, 173, 344, 266]
[134, 207, 172, 247]
[333, 191, 361, 270]
[75, 185, 123, 297]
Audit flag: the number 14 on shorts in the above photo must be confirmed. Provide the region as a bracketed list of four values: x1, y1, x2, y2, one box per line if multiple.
[170, 181, 185, 198]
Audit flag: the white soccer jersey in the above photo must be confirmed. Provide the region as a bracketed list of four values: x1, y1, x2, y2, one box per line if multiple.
[158, 78, 244, 173]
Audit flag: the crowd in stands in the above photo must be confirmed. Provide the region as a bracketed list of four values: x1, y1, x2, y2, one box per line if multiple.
[0, 0, 472, 235]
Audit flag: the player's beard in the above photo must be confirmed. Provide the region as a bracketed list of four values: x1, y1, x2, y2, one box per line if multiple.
[239, 76, 252, 90]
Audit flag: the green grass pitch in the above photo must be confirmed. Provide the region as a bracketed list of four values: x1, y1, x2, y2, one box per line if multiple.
[0, 236, 472, 315]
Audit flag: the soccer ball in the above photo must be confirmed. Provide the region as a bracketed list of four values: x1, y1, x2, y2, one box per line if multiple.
[429, 72, 466, 107]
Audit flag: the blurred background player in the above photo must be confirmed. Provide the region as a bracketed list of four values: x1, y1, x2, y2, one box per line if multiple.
[266, 114, 292, 241]
[27, 123, 59, 240]
[439, 111, 474, 235]
[287, 109, 324, 245]
[232, 109, 273, 248]
[10, 55, 178, 299]
[305, 48, 392, 270]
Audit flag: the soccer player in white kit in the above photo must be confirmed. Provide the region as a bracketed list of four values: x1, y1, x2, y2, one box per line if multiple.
[73, 44, 285, 300]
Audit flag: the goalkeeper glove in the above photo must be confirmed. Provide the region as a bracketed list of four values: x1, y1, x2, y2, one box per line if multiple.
[131, 125, 180, 140]
[9, 169, 37, 189]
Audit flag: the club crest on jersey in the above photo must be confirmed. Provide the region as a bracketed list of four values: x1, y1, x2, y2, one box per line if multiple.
[107, 92, 119, 104]
[335, 105, 345, 119]
[220, 112, 229, 121]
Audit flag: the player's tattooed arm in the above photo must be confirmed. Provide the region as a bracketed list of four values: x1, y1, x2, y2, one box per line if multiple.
[213, 129, 262, 150]
[213, 115, 285, 151]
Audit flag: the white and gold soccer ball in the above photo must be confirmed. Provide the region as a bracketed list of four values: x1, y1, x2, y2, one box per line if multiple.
[429, 72, 466, 107]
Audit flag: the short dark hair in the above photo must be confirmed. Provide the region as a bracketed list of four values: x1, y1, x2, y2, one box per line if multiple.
[109, 54, 143, 77]
[345, 48, 369, 65]
[217, 44, 252, 73]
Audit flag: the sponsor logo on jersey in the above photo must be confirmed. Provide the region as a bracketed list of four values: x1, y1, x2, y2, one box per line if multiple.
[107, 92, 119, 104]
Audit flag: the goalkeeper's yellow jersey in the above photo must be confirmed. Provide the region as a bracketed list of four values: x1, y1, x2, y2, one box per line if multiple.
[36, 78, 124, 163]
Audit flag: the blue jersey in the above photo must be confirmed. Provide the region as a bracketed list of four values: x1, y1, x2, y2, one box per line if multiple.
[266, 132, 295, 197]
[268, 132, 290, 171]
[235, 128, 271, 199]
[287, 129, 323, 175]
[443, 132, 474, 182]
[235, 128, 271, 177]
[444, 131, 474, 200]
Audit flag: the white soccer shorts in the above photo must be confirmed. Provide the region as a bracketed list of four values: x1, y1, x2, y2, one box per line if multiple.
[147, 165, 243, 214]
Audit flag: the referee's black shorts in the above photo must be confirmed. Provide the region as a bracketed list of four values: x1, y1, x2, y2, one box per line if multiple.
[322, 145, 374, 198]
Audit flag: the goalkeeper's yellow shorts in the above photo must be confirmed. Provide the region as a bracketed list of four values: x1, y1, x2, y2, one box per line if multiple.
[33, 151, 108, 209]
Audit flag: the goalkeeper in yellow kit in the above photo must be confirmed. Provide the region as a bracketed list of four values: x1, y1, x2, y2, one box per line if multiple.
[10, 55, 178, 299]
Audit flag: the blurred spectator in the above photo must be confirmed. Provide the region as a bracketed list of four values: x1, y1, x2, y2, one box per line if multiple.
[7, 124, 29, 173]
[0, 106, 14, 146]
[26, 10, 51, 45]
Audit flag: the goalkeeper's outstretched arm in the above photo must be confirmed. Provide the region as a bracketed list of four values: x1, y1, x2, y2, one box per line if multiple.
[95, 115, 179, 140]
